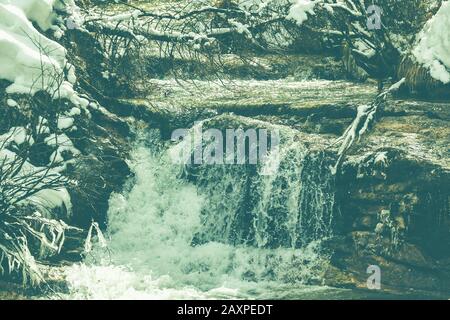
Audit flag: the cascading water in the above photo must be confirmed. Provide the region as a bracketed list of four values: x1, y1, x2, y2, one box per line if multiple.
[61, 122, 343, 300]
[188, 128, 336, 249]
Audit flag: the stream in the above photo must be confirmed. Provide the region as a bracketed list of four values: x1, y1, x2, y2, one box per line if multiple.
[54, 79, 431, 300]
[0, 0, 448, 302]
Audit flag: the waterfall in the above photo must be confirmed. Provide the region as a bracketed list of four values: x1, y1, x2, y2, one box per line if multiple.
[62, 126, 338, 299]
[186, 118, 336, 249]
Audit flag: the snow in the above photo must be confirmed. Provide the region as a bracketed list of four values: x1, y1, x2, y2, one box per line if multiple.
[0, 148, 72, 218]
[67, 64, 77, 84]
[106, 10, 141, 22]
[374, 151, 388, 167]
[412, 1, 450, 84]
[0, 0, 90, 111]
[37, 125, 51, 135]
[65, 0, 84, 31]
[67, 107, 81, 116]
[57, 116, 75, 130]
[31, 188, 73, 218]
[45, 133, 80, 164]
[286, 0, 318, 26]
[6, 98, 17, 107]
[0, 127, 34, 146]
[36, 116, 51, 134]
[387, 78, 406, 92]
[0, 2, 64, 93]
[3, 0, 59, 31]
[45, 133, 68, 146]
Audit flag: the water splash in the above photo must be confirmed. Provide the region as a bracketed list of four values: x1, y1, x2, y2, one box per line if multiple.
[188, 124, 336, 249]
[61, 128, 336, 299]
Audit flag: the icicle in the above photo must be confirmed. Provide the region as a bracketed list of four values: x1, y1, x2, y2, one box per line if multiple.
[92, 222, 108, 249]
[84, 223, 94, 254]
[84, 221, 108, 254]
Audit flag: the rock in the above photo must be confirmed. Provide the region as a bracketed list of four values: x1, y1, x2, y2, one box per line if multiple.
[131, 71, 450, 293]
[397, 56, 450, 100]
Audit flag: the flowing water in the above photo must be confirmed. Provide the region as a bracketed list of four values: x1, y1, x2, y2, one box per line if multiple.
[61, 128, 346, 299]
[57, 80, 389, 300]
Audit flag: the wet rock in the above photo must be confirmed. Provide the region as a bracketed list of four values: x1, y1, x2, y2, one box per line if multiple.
[139, 75, 449, 293]
[329, 101, 450, 292]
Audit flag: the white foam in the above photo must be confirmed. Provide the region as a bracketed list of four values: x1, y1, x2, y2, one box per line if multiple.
[62, 141, 330, 299]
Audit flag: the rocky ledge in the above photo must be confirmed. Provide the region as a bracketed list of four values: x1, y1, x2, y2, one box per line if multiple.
[134, 78, 449, 295]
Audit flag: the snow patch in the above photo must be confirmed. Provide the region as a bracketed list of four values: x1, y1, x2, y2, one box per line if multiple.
[0, 148, 72, 218]
[45, 133, 80, 164]
[6, 98, 17, 107]
[286, 0, 318, 26]
[31, 188, 72, 218]
[0, 0, 89, 110]
[2, 0, 59, 31]
[0, 127, 34, 146]
[412, 1, 450, 84]
[67, 107, 81, 116]
[374, 151, 388, 167]
[57, 116, 74, 130]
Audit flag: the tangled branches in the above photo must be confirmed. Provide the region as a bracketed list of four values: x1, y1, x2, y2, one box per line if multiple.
[0, 39, 83, 285]
[0, 141, 79, 285]
[79, 0, 409, 80]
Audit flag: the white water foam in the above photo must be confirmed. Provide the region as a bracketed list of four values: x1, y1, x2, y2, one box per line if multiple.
[60, 136, 334, 300]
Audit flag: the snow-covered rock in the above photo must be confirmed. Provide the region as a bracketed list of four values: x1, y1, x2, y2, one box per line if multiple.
[413, 1, 450, 84]
[0, 0, 89, 109]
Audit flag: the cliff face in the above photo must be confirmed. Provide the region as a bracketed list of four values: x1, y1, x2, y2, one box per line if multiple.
[330, 102, 450, 292]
